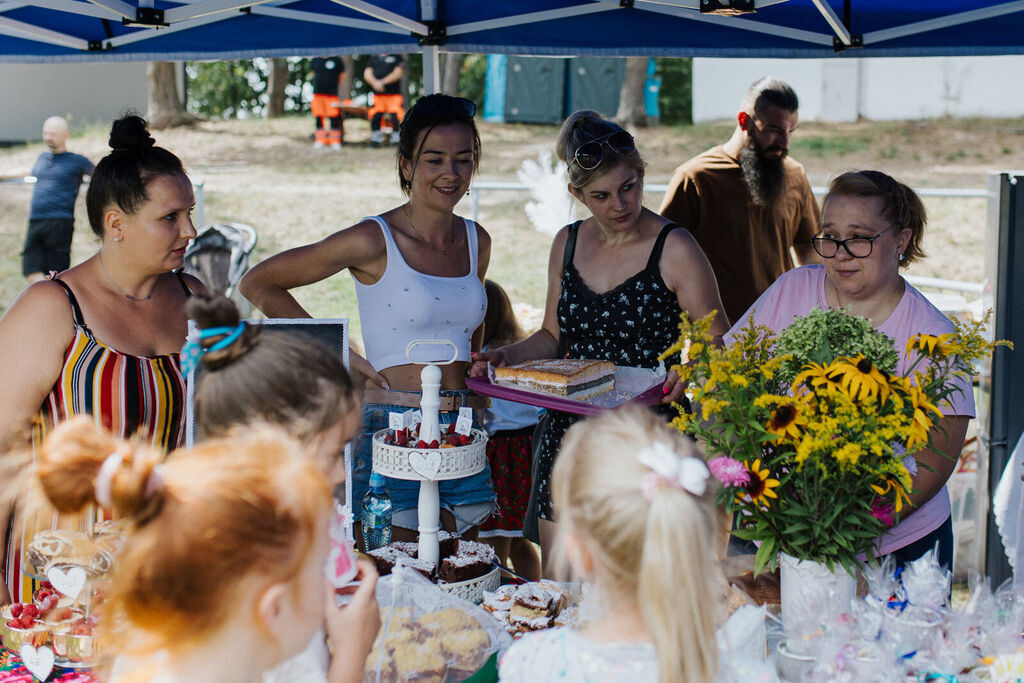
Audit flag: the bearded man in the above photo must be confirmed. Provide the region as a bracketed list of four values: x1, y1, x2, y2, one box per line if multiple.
[659, 77, 819, 325]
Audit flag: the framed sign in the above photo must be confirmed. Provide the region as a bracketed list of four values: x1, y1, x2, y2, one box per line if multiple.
[184, 318, 352, 532]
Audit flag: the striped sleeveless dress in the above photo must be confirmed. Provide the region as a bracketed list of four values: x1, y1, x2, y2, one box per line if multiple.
[4, 276, 188, 603]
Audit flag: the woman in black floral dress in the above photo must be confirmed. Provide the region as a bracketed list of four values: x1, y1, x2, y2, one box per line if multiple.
[471, 111, 728, 572]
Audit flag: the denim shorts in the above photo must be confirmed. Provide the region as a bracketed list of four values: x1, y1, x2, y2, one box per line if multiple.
[351, 391, 496, 530]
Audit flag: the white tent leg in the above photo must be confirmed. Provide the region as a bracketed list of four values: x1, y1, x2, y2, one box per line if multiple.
[422, 43, 439, 95]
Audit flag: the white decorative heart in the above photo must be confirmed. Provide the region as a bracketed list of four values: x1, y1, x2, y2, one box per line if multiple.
[408, 450, 441, 480]
[20, 644, 55, 681]
[46, 566, 87, 600]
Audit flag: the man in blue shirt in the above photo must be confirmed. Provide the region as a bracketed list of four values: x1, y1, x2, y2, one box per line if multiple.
[22, 116, 93, 282]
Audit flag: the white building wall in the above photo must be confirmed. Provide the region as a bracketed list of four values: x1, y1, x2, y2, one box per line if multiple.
[0, 62, 148, 143]
[693, 56, 1024, 122]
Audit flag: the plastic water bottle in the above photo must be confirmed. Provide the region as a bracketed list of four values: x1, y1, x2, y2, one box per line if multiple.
[361, 471, 393, 552]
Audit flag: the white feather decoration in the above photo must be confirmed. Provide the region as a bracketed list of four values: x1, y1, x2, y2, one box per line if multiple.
[516, 150, 576, 236]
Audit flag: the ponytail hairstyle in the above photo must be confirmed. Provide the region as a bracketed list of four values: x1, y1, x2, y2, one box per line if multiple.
[36, 417, 331, 650]
[483, 279, 525, 348]
[824, 170, 927, 267]
[85, 113, 187, 239]
[188, 295, 359, 445]
[556, 110, 645, 192]
[552, 406, 720, 683]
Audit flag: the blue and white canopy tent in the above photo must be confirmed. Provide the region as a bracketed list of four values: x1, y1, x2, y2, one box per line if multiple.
[2, 0, 1023, 582]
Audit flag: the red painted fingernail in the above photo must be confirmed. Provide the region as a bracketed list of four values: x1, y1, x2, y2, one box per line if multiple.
[663, 386, 670, 394]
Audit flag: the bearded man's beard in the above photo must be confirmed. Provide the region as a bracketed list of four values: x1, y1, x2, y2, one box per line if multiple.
[738, 136, 787, 206]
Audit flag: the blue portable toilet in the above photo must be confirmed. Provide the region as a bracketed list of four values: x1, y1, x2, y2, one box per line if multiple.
[483, 55, 507, 123]
[644, 58, 661, 123]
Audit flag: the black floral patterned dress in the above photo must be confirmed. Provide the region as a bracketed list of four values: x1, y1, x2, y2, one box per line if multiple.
[531, 221, 684, 522]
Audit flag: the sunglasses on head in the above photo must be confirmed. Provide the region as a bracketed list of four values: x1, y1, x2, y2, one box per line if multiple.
[411, 96, 476, 120]
[569, 131, 636, 171]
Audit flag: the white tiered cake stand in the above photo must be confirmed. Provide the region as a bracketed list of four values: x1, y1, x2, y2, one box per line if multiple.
[370, 340, 499, 602]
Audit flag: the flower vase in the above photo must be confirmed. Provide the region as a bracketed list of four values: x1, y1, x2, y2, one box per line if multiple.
[779, 553, 856, 652]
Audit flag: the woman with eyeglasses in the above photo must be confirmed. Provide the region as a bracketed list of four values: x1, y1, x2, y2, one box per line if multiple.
[470, 111, 728, 572]
[727, 170, 973, 569]
[240, 94, 496, 544]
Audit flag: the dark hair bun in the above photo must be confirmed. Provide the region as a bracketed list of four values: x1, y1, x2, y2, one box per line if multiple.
[108, 114, 156, 153]
[187, 295, 240, 331]
[185, 295, 259, 370]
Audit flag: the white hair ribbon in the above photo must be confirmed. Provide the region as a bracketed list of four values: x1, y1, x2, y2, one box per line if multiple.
[636, 441, 710, 500]
[94, 451, 126, 509]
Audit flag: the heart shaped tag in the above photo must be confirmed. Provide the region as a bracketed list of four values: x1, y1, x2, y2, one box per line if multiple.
[20, 644, 55, 681]
[46, 565, 87, 600]
[408, 450, 441, 480]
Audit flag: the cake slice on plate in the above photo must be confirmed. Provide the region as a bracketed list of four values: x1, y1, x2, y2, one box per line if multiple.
[495, 359, 615, 400]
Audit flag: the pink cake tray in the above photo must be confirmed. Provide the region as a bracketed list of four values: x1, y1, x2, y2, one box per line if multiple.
[466, 365, 667, 416]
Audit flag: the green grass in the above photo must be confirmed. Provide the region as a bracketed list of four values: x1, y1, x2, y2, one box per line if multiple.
[791, 135, 871, 157]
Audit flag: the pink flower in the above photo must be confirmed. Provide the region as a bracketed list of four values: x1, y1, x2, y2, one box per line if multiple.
[707, 456, 750, 488]
[870, 499, 895, 527]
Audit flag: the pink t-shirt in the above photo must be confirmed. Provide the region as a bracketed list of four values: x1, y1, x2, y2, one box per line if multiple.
[725, 265, 975, 555]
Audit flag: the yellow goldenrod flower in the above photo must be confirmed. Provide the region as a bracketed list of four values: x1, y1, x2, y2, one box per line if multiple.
[833, 443, 863, 466]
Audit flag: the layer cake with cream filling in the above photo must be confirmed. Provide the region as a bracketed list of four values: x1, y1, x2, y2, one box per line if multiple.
[495, 359, 615, 400]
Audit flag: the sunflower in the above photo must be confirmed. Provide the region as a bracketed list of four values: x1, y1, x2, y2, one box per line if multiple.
[870, 469, 913, 513]
[906, 332, 955, 358]
[737, 458, 781, 509]
[904, 384, 943, 449]
[792, 360, 844, 397]
[766, 398, 808, 440]
[834, 356, 891, 402]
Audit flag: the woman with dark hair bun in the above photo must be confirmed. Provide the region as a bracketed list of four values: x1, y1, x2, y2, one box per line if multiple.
[0, 113, 206, 604]
[241, 94, 495, 543]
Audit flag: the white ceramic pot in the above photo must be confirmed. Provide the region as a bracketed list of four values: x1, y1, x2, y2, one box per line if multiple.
[779, 553, 856, 651]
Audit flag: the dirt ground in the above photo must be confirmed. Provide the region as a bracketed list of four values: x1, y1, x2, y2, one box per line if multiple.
[2, 115, 1021, 342]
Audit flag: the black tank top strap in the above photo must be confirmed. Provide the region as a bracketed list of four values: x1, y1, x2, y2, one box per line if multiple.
[173, 270, 194, 296]
[645, 223, 682, 271]
[562, 220, 584, 271]
[51, 278, 89, 331]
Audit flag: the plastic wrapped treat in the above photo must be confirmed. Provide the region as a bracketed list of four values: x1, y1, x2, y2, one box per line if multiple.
[364, 566, 513, 682]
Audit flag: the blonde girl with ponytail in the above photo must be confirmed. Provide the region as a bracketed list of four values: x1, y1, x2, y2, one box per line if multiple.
[499, 406, 720, 683]
[34, 418, 335, 683]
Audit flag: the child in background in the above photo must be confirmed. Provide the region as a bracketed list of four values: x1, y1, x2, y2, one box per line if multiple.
[34, 419, 334, 683]
[499, 406, 720, 683]
[187, 294, 378, 683]
[479, 280, 541, 581]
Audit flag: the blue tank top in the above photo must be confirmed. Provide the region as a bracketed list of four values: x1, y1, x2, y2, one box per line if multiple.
[353, 215, 487, 371]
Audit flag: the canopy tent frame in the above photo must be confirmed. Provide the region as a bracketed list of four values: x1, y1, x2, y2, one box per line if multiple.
[4, 0, 1024, 68]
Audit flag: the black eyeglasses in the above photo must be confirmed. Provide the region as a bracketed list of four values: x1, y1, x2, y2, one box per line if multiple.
[570, 131, 636, 171]
[411, 96, 476, 120]
[811, 226, 894, 259]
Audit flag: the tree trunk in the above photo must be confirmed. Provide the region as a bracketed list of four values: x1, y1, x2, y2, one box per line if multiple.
[339, 56, 354, 100]
[266, 58, 288, 118]
[441, 54, 464, 96]
[147, 62, 198, 129]
[615, 57, 649, 131]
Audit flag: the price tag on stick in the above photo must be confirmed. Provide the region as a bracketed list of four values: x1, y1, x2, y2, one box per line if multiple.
[455, 407, 473, 436]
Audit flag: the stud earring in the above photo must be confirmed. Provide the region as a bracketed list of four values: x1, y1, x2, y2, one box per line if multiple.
[898, 253, 905, 262]
[113, 236, 122, 242]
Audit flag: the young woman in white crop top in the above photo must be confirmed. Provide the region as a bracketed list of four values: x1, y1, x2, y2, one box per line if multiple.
[241, 94, 495, 541]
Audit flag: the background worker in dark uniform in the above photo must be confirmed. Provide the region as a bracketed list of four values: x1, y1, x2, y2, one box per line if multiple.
[364, 54, 405, 147]
[309, 56, 347, 149]
[20, 116, 93, 282]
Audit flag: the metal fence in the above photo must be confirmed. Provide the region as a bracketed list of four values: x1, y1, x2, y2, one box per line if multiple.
[468, 180, 987, 300]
